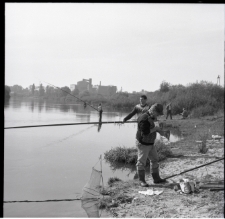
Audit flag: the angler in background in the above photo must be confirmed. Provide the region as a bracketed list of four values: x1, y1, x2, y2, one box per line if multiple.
[180, 108, 188, 119]
[166, 102, 172, 120]
[135, 103, 167, 187]
[83, 102, 87, 109]
[98, 103, 103, 123]
[123, 95, 150, 123]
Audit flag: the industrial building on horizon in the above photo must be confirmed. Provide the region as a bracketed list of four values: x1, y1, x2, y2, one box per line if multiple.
[70, 78, 117, 96]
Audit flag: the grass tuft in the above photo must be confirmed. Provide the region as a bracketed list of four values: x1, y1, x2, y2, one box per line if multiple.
[108, 177, 122, 186]
[104, 142, 173, 166]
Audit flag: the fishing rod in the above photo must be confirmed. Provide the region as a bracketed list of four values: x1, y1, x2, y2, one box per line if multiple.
[164, 157, 224, 180]
[40, 80, 99, 111]
[4, 121, 137, 129]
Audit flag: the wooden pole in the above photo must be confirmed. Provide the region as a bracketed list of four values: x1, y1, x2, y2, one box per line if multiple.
[164, 157, 224, 180]
[4, 121, 137, 129]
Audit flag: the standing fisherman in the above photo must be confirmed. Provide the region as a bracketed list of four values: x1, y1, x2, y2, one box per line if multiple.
[98, 103, 103, 123]
[135, 103, 167, 187]
[123, 95, 150, 122]
[166, 102, 172, 120]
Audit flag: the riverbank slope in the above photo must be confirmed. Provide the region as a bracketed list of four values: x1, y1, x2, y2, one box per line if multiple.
[102, 114, 224, 218]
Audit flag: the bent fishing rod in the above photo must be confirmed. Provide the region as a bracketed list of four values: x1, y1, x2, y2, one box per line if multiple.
[40, 80, 98, 111]
[4, 121, 137, 129]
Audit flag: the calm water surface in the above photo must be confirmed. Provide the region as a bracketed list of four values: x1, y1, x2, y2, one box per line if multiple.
[4, 98, 182, 217]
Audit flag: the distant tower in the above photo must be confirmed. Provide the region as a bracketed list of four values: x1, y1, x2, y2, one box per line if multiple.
[99, 81, 101, 86]
[217, 75, 220, 86]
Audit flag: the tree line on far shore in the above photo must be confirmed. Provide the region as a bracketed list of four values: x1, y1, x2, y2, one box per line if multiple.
[5, 80, 224, 118]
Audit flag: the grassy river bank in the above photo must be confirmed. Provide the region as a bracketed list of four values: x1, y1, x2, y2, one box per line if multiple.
[100, 113, 224, 218]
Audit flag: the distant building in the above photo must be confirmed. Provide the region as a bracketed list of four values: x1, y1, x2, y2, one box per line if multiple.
[72, 78, 117, 96]
[76, 78, 92, 92]
[90, 85, 98, 94]
[98, 85, 117, 96]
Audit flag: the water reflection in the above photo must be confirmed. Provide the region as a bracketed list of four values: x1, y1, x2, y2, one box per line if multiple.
[76, 114, 91, 123]
[71, 104, 79, 113]
[59, 104, 70, 112]
[4, 98, 10, 108]
[30, 100, 34, 112]
[11, 98, 22, 109]
[38, 100, 44, 112]
[97, 123, 102, 132]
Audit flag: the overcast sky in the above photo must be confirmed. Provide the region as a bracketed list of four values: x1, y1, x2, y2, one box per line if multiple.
[5, 3, 224, 93]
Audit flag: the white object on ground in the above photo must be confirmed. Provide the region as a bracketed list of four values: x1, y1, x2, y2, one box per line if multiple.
[212, 135, 222, 140]
[138, 189, 163, 196]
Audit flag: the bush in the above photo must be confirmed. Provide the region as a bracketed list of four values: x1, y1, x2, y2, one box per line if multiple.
[104, 146, 137, 164]
[191, 105, 215, 118]
[104, 143, 173, 166]
[108, 177, 122, 186]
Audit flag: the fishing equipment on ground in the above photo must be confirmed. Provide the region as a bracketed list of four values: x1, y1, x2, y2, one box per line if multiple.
[176, 178, 199, 194]
[81, 155, 104, 217]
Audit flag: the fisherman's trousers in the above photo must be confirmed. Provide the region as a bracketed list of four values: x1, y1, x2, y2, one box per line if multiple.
[135, 140, 159, 173]
[166, 110, 172, 119]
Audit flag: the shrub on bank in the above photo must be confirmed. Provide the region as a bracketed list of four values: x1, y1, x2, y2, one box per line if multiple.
[108, 177, 122, 186]
[104, 146, 137, 164]
[104, 143, 173, 166]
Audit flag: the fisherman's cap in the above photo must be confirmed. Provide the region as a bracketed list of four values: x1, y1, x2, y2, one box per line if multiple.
[150, 103, 164, 115]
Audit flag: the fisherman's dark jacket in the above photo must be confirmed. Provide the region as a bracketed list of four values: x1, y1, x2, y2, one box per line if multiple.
[136, 112, 157, 145]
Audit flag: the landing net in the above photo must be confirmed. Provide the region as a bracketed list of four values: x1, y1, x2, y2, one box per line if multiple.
[81, 165, 103, 217]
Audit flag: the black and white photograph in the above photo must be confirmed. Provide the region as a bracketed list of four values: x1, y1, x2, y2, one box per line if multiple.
[4, 3, 224, 217]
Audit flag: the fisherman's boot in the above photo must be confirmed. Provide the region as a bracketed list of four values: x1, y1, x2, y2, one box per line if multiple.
[133, 172, 139, 180]
[152, 172, 167, 184]
[138, 170, 149, 187]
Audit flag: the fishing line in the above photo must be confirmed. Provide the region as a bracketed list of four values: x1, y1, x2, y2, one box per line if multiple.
[39, 79, 99, 111]
[44, 125, 95, 148]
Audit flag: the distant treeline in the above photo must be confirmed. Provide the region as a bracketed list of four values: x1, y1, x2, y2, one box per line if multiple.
[5, 85, 11, 100]
[6, 80, 224, 117]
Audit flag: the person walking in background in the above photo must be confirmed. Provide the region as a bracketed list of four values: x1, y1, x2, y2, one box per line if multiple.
[98, 103, 103, 123]
[166, 102, 172, 120]
[135, 103, 167, 187]
[123, 95, 150, 122]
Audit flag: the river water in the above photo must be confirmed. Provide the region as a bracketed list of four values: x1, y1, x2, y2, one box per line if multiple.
[4, 98, 182, 217]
